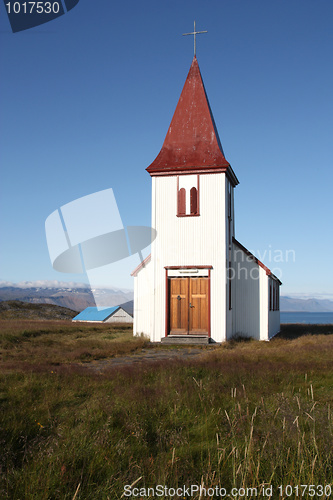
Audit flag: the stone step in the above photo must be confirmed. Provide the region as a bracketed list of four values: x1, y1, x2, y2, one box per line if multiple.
[161, 335, 210, 345]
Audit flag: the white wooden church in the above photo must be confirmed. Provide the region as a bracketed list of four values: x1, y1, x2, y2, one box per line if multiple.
[132, 56, 281, 343]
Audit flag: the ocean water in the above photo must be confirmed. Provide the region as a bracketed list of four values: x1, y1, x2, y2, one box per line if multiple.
[280, 312, 333, 324]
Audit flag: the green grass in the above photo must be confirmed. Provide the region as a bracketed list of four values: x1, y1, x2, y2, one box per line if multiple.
[0, 322, 333, 499]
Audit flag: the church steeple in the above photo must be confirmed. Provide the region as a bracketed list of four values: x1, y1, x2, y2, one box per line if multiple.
[147, 56, 238, 185]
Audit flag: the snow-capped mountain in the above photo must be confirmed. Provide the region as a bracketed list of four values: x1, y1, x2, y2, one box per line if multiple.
[0, 281, 133, 312]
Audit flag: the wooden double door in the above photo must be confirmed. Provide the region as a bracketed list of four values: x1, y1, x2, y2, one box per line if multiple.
[169, 277, 209, 335]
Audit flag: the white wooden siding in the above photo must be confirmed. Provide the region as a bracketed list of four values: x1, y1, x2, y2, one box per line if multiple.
[232, 244, 279, 341]
[232, 245, 261, 339]
[133, 259, 153, 337]
[268, 310, 280, 338]
[105, 309, 133, 323]
[259, 268, 269, 341]
[149, 173, 228, 343]
[134, 169, 279, 343]
[226, 179, 235, 338]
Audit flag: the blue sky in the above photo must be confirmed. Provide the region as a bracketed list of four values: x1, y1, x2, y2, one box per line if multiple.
[0, 0, 332, 297]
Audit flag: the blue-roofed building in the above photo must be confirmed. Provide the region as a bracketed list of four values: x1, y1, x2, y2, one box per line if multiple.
[72, 306, 133, 323]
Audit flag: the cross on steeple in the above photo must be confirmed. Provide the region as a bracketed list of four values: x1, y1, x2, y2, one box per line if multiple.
[183, 21, 207, 57]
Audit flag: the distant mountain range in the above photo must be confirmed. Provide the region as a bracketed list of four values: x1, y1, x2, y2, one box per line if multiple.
[280, 296, 333, 313]
[0, 282, 134, 314]
[0, 282, 332, 314]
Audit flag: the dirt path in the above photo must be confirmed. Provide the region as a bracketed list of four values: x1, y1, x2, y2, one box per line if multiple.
[86, 346, 217, 372]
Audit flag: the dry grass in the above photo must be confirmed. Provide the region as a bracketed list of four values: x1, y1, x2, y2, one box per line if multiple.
[0, 322, 332, 499]
[0, 320, 147, 369]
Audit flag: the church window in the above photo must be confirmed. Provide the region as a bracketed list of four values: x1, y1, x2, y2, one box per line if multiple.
[178, 188, 186, 216]
[270, 279, 280, 311]
[275, 282, 278, 310]
[190, 187, 198, 215]
[269, 281, 272, 311]
[177, 175, 200, 217]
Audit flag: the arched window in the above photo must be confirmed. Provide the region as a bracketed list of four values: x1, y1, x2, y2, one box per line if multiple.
[177, 175, 200, 217]
[178, 188, 186, 216]
[190, 187, 198, 215]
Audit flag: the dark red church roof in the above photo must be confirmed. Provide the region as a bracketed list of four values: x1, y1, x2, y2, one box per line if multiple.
[147, 56, 238, 185]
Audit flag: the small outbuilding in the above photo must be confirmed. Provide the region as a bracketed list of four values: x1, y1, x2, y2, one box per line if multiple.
[72, 306, 133, 324]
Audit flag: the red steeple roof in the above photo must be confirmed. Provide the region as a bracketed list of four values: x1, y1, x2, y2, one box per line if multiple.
[147, 56, 237, 183]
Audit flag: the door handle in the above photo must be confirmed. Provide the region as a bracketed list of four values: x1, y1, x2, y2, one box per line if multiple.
[189, 303, 194, 308]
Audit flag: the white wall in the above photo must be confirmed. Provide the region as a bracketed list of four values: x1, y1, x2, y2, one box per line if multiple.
[259, 269, 269, 341]
[150, 173, 228, 343]
[232, 245, 261, 340]
[232, 244, 280, 341]
[134, 170, 278, 343]
[225, 179, 235, 338]
[133, 259, 153, 337]
[268, 311, 280, 338]
[105, 309, 133, 323]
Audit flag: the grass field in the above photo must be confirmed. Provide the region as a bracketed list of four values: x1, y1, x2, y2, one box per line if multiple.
[0, 321, 333, 499]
